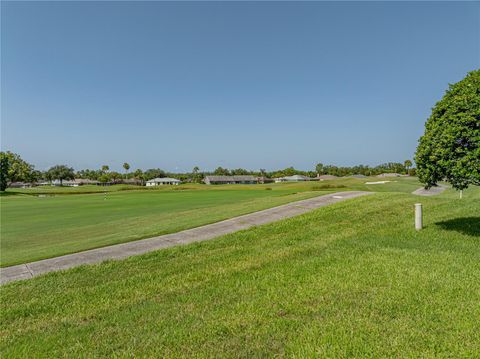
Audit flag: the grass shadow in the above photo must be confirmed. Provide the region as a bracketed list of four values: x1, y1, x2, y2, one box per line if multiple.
[0, 191, 24, 197]
[436, 217, 480, 237]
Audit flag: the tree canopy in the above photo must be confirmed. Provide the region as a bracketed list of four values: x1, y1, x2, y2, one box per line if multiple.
[415, 70, 480, 190]
[46, 165, 75, 185]
[0, 151, 35, 191]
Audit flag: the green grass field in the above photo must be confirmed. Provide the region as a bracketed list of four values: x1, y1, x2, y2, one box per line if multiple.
[1, 177, 422, 266]
[0, 186, 325, 266]
[1, 184, 478, 357]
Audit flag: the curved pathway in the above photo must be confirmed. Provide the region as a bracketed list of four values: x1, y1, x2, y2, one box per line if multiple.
[1, 191, 372, 285]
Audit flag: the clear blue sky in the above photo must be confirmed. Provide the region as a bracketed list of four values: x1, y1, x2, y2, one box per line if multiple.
[1, 1, 479, 172]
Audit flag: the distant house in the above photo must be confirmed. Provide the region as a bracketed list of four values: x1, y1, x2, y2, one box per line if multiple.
[146, 177, 181, 186]
[274, 175, 311, 183]
[377, 173, 402, 178]
[204, 175, 257, 185]
[317, 175, 339, 181]
[9, 182, 33, 188]
[52, 179, 99, 187]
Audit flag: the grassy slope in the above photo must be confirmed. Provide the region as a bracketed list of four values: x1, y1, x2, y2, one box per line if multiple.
[0, 187, 331, 266]
[1, 186, 479, 357]
[0, 177, 421, 266]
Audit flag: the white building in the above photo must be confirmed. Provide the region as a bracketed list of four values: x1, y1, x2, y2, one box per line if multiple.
[274, 175, 311, 183]
[52, 179, 99, 187]
[146, 177, 181, 186]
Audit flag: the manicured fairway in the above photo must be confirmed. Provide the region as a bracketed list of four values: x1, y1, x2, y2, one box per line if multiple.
[1, 186, 478, 357]
[1, 186, 333, 266]
[0, 178, 422, 266]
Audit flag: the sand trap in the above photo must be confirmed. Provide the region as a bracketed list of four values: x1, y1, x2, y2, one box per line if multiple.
[365, 181, 391, 185]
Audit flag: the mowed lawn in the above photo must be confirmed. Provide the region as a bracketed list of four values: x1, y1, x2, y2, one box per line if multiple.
[0, 178, 422, 266]
[1, 186, 479, 357]
[1, 186, 333, 266]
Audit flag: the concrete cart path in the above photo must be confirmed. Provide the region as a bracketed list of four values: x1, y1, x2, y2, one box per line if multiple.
[1, 191, 372, 285]
[412, 184, 448, 196]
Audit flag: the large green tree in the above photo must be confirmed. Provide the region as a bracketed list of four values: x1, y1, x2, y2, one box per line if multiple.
[47, 165, 75, 186]
[0, 151, 35, 191]
[415, 70, 480, 191]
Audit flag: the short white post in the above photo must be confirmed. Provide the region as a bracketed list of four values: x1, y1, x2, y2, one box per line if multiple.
[415, 203, 423, 230]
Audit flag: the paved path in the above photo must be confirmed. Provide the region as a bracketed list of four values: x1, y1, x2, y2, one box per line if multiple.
[412, 184, 448, 196]
[1, 191, 372, 285]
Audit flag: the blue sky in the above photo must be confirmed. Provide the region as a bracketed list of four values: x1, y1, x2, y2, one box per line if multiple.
[1, 1, 479, 172]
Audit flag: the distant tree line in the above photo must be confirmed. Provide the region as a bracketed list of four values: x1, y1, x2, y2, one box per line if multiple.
[315, 161, 415, 177]
[0, 151, 419, 191]
[2, 73, 477, 193]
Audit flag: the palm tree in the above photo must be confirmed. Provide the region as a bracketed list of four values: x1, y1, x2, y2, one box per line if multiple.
[101, 165, 109, 174]
[123, 163, 130, 179]
[192, 166, 200, 183]
[404, 160, 412, 174]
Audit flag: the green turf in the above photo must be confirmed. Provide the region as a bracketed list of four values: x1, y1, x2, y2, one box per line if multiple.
[0, 177, 435, 267]
[0, 185, 334, 266]
[1, 185, 478, 357]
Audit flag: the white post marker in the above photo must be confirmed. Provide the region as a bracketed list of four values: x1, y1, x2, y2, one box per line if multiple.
[415, 203, 423, 230]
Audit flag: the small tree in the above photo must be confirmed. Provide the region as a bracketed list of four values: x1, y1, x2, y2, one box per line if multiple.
[415, 70, 480, 192]
[110, 171, 122, 183]
[404, 160, 412, 174]
[213, 167, 230, 176]
[144, 168, 166, 180]
[123, 163, 130, 179]
[98, 173, 111, 184]
[133, 169, 143, 179]
[47, 165, 75, 186]
[101, 165, 109, 174]
[315, 163, 325, 176]
[192, 166, 201, 183]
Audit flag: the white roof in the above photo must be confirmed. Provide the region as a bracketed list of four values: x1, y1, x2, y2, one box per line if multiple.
[146, 177, 181, 183]
[277, 175, 310, 180]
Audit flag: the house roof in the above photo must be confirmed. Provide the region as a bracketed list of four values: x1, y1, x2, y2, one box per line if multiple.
[318, 175, 338, 180]
[377, 173, 401, 177]
[204, 175, 256, 182]
[74, 178, 99, 184]
[276, 175, 311, 180]
[146, 177, 181, 183]
[122, 178, 142, 183]
[286, 175, 310, 180]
